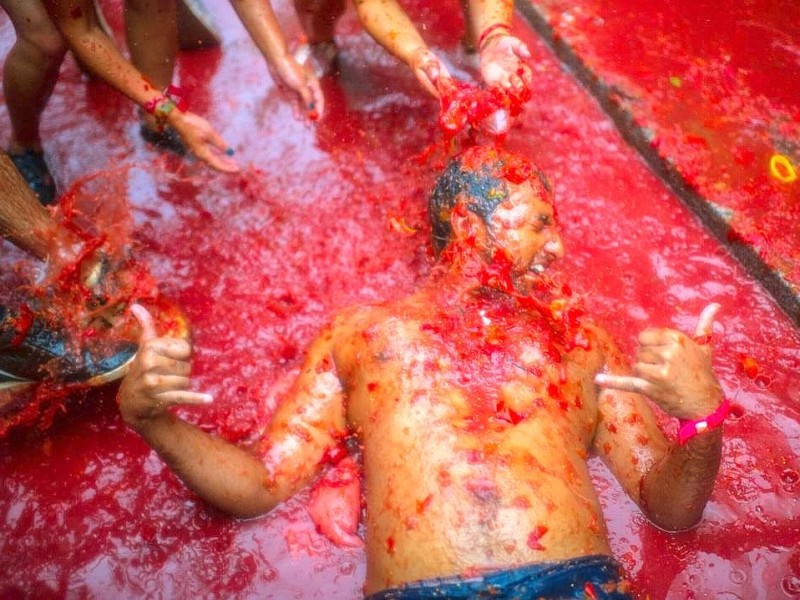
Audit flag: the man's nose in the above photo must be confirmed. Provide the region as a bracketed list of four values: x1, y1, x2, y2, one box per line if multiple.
[544, 232, 564, 258]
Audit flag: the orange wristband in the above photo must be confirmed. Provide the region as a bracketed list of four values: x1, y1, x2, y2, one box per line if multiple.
[478, 23, 511, 50]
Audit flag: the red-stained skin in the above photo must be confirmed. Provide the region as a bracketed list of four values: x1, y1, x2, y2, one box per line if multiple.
[307, 457, 363, 548]
[0, 0, 798, 598]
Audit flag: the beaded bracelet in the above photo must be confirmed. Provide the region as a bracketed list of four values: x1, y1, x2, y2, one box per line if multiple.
[143, 85, 189, 126]
[478, 23, 511, 51]
[677, 397, 731, 445]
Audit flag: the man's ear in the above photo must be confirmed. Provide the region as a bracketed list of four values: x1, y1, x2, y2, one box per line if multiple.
[451, 201, 487, 246]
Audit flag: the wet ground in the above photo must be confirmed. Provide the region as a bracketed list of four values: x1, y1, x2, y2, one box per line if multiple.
[1, 1, 799, 598]
[520, 0, 800, 324]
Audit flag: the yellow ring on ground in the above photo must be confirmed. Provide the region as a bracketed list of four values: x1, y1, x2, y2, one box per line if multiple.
[769, 154, 797, 183]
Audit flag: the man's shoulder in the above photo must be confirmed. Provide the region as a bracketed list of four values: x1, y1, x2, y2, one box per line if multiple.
[328, 297, 422, 340]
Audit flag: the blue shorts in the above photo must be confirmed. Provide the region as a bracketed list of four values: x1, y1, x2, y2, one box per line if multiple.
[365, 554, 634, 599]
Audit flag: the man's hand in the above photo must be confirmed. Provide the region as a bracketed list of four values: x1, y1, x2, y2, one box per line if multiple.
[167, 111, 240, 173]
[270, 54, 325, 119]
[595, 303, 723, 420]
[118, 304, 212, 430]
[479, 34, 533, 93]
[410, 48, 453, 98]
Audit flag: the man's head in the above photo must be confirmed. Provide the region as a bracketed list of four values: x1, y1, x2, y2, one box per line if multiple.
[429, 146, 563, 276]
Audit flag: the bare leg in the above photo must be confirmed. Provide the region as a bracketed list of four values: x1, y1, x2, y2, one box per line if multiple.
[292, 0, 343, 76]
[124, 0, 178, 131]
[459, 0, 476, 53]
[1, 0, 67, 153]
[294, 0, 345, 45]
[0, 151, 73, 261]
[177, 0, 221, 50]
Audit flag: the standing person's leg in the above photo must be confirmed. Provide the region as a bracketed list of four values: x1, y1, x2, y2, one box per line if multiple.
[0, 150, 66, 261]
[0, 149, 138, 391]
[459, 0, 476, 53]
[123, 0, 185, 152]
[293, 0, 344, 76]
[1, 0, 67, 205]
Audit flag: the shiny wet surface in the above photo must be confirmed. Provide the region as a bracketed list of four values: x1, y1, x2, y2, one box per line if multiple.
[0, 1, 798, 598]
[522, 0, 800, 313]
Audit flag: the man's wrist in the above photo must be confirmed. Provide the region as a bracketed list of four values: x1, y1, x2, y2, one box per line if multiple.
[678, 397, 731, 445]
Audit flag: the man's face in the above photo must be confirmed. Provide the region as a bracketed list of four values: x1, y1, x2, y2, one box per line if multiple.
[484, 180, 563, 276]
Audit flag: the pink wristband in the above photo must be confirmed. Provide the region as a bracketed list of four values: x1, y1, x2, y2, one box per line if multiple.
[678, 397, 731, 445]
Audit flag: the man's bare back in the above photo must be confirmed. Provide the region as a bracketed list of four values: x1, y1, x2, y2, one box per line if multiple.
[118, 146, 724, 598]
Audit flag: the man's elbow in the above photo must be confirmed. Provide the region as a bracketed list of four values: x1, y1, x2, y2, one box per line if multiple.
[211, 493, 278, 520]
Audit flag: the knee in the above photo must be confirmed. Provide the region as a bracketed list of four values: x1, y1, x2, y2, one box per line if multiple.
[19, 25, 68, 66]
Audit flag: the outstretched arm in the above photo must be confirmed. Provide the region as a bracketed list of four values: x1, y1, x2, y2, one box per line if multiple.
[467, 0, 532, 92]
[44, 0, 238, 172]
[227, 0, 324, 117]
[592, 304, 724, 531]
[353, 0, 452, 97]
[118, 305, 347, 518]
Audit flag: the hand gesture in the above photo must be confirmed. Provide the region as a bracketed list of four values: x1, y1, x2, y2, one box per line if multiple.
[410, 48, 453, 98]
[169, 111, 240, 173]
[595, 304, 723, 420]
[118, 304, 212, 430]
[270, 54, 325, 119]
[480, 34, 533, 94]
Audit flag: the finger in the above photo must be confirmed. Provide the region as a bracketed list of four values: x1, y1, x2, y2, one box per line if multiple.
[508, 73, 525, 93]
[295, 79, 314, 110]
[131, 303, 158, 342]
[196, 145, 240, 174]
[632, 362, 668, 382]
[638, 328, 681, 346]
[155, 390, 214, 406]
[149, 359, 191, 377]
[694, 303, 720, 340]
[204, 127, 233, 155]
[432, 70, 456, 97]
[308, 78, 325, 118]
[415, 67, 441, 98]
[517, 64, 534, 88]
[513, 39, 532, 60]
[636, 347, 665, 365]
[145, 373, 192, 395]
[145, 338, 193, 362]
[139, 346, 192, 375]
[421, 61, 440, 86]
[197, 128, 240, 173]
[594, 373, 653, 395]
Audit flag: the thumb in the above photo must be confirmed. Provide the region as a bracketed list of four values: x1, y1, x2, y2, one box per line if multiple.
[131, 303, 158, 342]
[513, 39, 532, 59]
[694, 303, 720, 341]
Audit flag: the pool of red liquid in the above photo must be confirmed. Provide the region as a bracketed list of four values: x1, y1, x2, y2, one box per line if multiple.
[526, 0, 800, 296]
[0, 1, 798, 598]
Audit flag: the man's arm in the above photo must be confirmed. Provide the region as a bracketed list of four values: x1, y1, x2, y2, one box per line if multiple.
[466, 0, 532, 92]
[44, 0, 238, 173]
[118, 304, 347, 518]
[227, 0, 324, 116]
[591, 305, 724, 531]
[353, 0, 452, 97]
